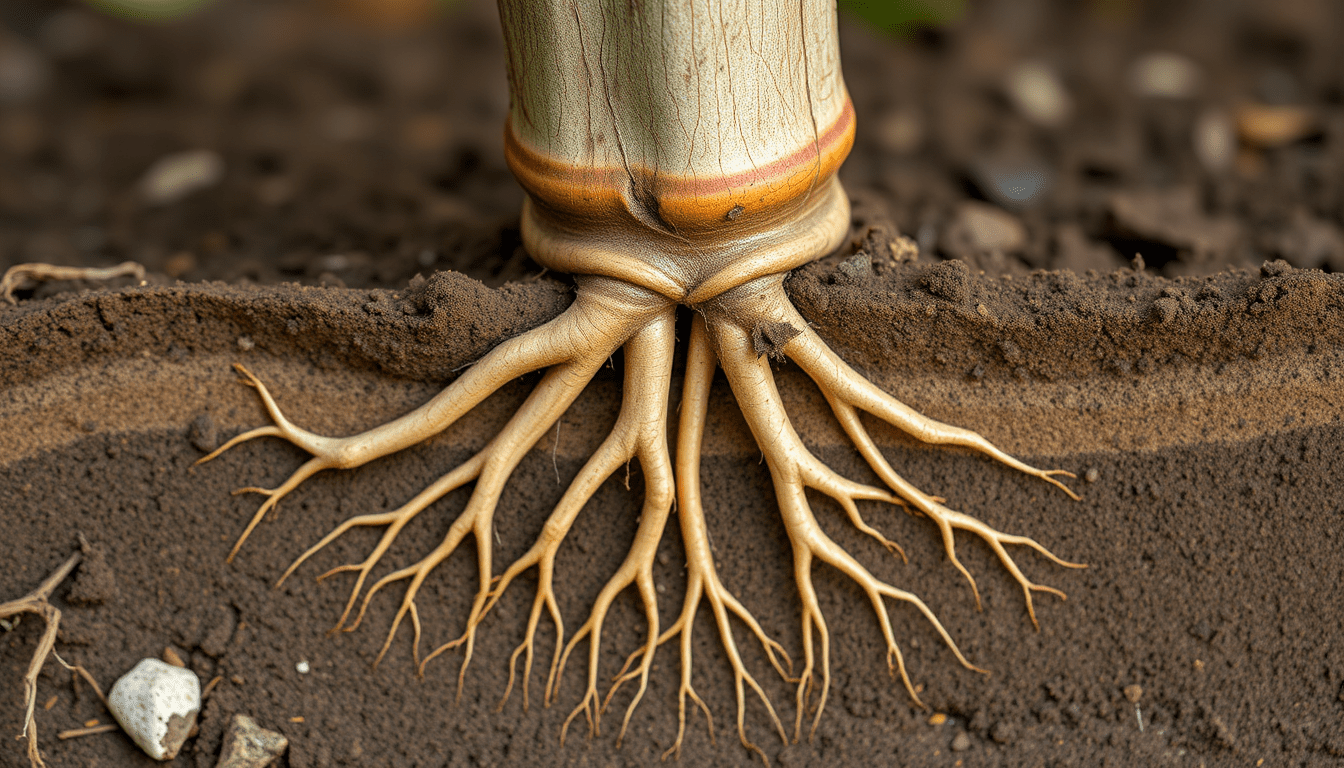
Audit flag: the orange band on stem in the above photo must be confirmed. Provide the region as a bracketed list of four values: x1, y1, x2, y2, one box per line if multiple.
[505, 99, 855, 233]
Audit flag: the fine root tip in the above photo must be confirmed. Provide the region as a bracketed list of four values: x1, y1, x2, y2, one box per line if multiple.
[1048, 475, 1084, 501]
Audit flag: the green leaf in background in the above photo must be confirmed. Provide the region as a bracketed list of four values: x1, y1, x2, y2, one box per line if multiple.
[85, 0, 217, 22]
[840, 0, 966, 36]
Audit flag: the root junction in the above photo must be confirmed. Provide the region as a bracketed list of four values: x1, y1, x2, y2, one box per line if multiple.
[201, 259, 1083, 760]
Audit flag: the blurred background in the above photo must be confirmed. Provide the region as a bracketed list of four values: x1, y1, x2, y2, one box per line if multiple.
[0, 0, 1340, 295]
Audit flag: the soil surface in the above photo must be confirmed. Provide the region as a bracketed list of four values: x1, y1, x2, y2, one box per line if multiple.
[3, 1, 1344, 767]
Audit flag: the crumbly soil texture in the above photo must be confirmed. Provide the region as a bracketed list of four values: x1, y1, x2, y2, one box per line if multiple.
[2, 1, 1344, 766]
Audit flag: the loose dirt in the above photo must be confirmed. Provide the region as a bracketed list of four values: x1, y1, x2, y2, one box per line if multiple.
[2, 0, 1343, 766]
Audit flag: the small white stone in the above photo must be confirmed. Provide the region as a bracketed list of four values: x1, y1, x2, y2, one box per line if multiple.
[295, 660, 310, 674]
[1005, 61, 1072, 128]
[140, 149, 223, 205]
[952, 201, 1027, 253]
[1193, 109, 1235, 174]
[1128, 52, 1201, 99]
[108, 658, 201, 761]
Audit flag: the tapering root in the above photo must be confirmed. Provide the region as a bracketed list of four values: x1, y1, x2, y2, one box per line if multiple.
[823, 396, 1085, 628]
[705, 275, 1085, 631]
[195, 277, 673, 676]
[196, 276, 671, 562]
[555, 507, 667, 748]
[706, 306, 988, 742]
[654, 315, 791, 763]
[194, 264, 1085, 760]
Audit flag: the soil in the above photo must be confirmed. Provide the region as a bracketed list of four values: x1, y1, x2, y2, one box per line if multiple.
[2, 1, 1343, 767]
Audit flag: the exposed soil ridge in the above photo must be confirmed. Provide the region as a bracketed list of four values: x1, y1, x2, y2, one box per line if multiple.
[5, 257, 1342, 393]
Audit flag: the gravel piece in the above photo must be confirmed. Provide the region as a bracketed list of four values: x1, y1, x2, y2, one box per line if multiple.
[216, 714, 288, 768]
[140, 150, 224, 205]
[1107, 188, 1241, 264]
[1128, 52, 1201, 98]
[971, 156, 1052, 209]
[947, 202, 1027, 255]
[1236, 104, 1316, 148]
[1193, 109, 1235, 174]
[108, 658, 201, 760]
[1005, 61, 1072, 127]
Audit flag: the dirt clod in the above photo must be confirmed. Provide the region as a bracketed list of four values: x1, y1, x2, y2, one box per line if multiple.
[67, 535, 115, 606]
[922, 259, 970, 303]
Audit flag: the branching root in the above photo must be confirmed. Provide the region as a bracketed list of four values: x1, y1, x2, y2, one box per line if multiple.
[195, 271, 1084, 761]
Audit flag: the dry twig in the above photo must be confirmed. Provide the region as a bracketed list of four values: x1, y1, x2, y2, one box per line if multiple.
[1, 261, 144, 304]
[1, 552, 82, 768]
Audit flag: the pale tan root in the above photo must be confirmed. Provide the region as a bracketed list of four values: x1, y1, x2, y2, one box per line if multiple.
[706, 276, 1084, 627]
[1, 261, 144, 304]
[1, 552, 82, 768]
[648, 314, 790, 764]
[768, 298, 1086, 629]
[197, 275, 671, 563]
[317, 360, 593, 673]
[196, 277, 673, 675]
[706, 307, 986, 742]
[823, 396, 1085, 628]
[446, 309, 676, 711]
[513, 313, 676, 747]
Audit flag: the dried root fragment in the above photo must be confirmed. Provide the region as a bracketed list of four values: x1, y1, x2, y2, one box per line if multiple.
[2, 552, 81, 768]
[1, 261, 144, 304]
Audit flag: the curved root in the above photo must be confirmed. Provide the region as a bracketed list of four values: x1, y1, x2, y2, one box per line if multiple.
[197, 278, 671, 675]
[652, 315, 791, 763]
[706, 302, 988, 741]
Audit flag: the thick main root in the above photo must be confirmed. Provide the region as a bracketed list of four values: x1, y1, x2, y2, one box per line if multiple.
[197, 277, 672, 676]
[198, 269, 1082, 760]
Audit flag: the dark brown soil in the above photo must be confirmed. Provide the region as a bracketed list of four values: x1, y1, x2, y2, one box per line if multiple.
[3, 1, 1344, 767]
